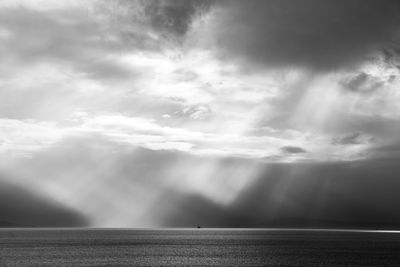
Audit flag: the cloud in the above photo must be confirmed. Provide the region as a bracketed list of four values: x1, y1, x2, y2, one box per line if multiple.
[0, 1, 213, 99]
[142, 0, 213, 36]
[92, 0, 213, 50]
[0, 118, 67, 158]
[281, 146, 307, 154]
[332, 132, 374, 145]
[197, 0, 400, 70]
[0, 7, 136, 82]
[335, 59, 400, 120]
[0, 0, 88, 10]
[0, 112, 376, 162]
[179, 105, 212, 120]
[341, 72, 384, 94]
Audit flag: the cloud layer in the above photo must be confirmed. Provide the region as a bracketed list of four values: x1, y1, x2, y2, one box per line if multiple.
[1, 0, 400, 227]
[199, 0, 400, 70]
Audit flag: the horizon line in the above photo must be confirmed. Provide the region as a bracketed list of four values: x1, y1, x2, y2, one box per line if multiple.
[2, 227, 400, 233]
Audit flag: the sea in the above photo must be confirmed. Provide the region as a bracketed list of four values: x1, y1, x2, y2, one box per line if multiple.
[1, 228, 400, 266]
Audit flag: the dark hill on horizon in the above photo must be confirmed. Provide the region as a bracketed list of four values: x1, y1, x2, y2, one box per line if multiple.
[0, 180, 88, 228]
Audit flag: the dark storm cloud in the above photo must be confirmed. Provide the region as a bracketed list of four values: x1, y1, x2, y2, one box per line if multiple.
[158, 159, 400, 229]
[281, 146, 307, 154]
[0, 180, 88, 227]
[210, 0, 400, 70]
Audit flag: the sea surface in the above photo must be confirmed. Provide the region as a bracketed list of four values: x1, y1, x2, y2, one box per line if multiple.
[1, 228, 400, 266]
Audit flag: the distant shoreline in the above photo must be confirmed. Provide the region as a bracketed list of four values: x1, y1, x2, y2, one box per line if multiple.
[1, 227, 400, 233]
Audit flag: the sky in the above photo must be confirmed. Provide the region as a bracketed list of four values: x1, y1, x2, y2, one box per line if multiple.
[1, 0, 400, 228]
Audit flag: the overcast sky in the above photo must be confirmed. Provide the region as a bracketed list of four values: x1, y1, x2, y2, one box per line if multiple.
[1, 0, 400, 228]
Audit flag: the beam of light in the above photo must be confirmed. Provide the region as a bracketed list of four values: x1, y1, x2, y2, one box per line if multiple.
[164, 157, 262, 206]
[1, 143, 265, 227]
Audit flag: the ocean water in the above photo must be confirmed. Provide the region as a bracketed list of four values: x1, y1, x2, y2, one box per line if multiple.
[1, 229, 400, 266]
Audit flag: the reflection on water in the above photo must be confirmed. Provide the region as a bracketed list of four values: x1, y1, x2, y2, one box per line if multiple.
[1, 229, 400, 266]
